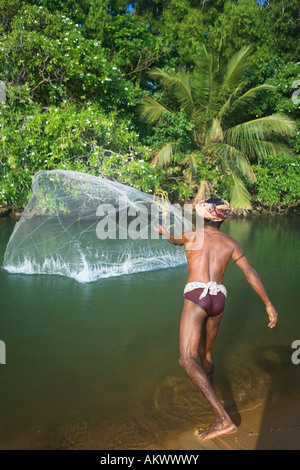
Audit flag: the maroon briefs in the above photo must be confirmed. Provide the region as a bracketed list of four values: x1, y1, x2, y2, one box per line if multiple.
[184, 287, 226, 317]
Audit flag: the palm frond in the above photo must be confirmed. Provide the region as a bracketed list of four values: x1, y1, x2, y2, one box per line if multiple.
[223, 46, 252, 92]
[136, 97, 173, 124]
[192, 44, 219, 115]
[179, 153, 199, 184]
[225, 114, 297, 144]
[219, 84, 275, 124]
[217, 83, 245, 122]
[206, 142, 253, 210]
[210, 143, 256, 181]
[193, 180, 212, 204]
[149, 68, 194, 113]
[230, 174, 252, 211]
[206, 118, 224, 144]
[236, 139, 294, 161]
[151, 142, 175, 168]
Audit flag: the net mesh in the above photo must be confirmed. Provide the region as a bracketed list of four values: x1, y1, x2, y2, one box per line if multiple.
[3, 170, 192, 282]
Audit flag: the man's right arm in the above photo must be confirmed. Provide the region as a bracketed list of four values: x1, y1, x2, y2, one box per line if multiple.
[231, 241, 278, 328]
[154, 224, 193, 246]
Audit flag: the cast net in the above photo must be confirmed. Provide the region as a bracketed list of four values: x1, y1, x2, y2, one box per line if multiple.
[3, 170, 193, 282]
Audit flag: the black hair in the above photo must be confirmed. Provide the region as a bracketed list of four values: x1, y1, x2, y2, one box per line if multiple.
[204, 219, 223, 228]
[206, 197, 224, 205]
[203, 197, 224, 229]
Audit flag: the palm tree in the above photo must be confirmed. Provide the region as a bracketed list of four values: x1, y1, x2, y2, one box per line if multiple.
[137, 45, 296, 210]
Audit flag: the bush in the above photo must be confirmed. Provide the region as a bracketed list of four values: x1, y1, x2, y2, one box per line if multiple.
[252, 153, 300, 209]
[0, 96, 150, 206]
[0, 4, 136, 108]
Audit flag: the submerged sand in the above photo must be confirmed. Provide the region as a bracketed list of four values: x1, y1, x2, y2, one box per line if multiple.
[149, 392, 300, 450]
[1, 391, 299, 450]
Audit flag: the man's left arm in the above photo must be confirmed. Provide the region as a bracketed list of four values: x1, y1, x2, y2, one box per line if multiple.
[233, 245, 278, 329]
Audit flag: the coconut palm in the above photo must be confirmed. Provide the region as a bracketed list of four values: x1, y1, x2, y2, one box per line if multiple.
[137, 45, 296, 210]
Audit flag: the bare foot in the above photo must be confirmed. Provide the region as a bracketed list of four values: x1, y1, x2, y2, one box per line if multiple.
[197, 419, 237, 441]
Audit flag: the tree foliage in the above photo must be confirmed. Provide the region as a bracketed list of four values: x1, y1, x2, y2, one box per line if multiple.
[0, 0, 299, 212]
[137, 45, 296, 210]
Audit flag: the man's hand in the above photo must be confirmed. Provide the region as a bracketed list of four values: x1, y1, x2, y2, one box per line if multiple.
[154, 224, 164, 235]
[266, 304, 278, 329]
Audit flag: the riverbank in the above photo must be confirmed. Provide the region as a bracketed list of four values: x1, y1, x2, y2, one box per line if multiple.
[0, 204, 23, 220]
[1, 202, 299, 221]
[149, 391, 300, 450]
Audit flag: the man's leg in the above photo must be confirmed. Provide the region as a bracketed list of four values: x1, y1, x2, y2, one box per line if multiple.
[179, 299, 236, 440]
[198, 313, 223, 383]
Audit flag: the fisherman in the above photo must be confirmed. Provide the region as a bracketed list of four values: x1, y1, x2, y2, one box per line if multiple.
[155, 197, 278, 440]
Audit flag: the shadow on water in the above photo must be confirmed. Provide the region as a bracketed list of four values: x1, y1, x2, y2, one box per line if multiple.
[251, 344, 300, 450]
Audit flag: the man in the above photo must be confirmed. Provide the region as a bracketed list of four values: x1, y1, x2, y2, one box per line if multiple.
[155, 197, 278, 441]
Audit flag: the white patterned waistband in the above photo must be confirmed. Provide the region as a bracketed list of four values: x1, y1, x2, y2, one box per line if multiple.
[184, 281, 227, 300]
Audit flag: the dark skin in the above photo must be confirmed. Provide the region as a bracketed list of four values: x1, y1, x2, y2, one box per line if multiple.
[154, 222, 278, 440]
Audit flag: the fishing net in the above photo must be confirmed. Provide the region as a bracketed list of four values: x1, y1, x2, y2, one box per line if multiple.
[3, 170, 194, 282]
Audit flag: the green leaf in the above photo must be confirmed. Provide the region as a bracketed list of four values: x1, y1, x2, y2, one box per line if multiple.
[230, 175, 252, 210]
[225, 114, 297, 145]
[151, 142, 175, 168]
[136, 97, 173, 124]
[211, 143, 256, 181]
[223, 46, 252, 92]
[149, 68, 194, 113]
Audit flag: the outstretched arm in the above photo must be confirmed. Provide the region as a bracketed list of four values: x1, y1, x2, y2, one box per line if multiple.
[154, 224, 185, 245]
[232, 242, 278, 328]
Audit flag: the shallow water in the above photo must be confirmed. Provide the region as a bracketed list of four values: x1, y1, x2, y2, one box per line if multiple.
[0, 215, 299, 449]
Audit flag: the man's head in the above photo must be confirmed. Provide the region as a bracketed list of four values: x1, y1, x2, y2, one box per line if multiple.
[195, 197, 231, 229]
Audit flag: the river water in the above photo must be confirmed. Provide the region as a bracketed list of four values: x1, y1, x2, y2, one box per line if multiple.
[0, 215, 299, 449]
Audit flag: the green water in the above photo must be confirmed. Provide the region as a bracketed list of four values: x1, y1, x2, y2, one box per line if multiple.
[0, 215, 299, 449]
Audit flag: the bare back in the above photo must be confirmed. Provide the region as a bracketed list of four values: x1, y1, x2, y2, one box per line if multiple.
[184, 226, 238, 284]
[155, 221, 278, 328]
